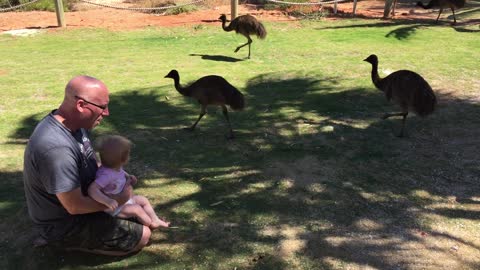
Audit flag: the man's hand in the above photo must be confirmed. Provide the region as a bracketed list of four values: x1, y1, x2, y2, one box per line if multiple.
[106, 199, 119, 211]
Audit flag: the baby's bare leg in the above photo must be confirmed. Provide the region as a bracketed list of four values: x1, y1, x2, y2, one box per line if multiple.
[117, 204, 153, 227]
[132, 195, 170, 229]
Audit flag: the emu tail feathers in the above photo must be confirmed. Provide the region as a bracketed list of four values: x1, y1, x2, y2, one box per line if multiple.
[414, 87, 436, 117]
[256, 22, 267, 39]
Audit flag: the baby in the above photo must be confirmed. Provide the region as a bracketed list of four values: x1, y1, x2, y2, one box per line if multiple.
[88, 135, 169, 229]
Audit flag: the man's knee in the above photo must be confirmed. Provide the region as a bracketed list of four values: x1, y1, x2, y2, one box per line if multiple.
[132, 225, 151, 252]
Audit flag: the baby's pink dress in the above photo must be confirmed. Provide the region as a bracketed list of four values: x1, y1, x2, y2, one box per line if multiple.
[95, 166, 134, 216]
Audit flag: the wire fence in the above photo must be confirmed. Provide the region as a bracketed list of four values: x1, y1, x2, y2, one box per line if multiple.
[0, 0, 42, 12]
[78, 0, 205, 11]
[1, 0, 357, 14]
[0, 0, 205, 12]
[265, 0, 357, 15]
[266, 0, 350, 6]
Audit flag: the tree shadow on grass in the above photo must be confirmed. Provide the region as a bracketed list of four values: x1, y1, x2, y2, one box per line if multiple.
[6, 73, 480, 269]
[146, 73, 479, 268]
[384, 23, 432, 39]
[0, 171, 24, 219]
[6, 112, 46, 145]
[317, 19, 438, 40]
[316, 19, 479, 39]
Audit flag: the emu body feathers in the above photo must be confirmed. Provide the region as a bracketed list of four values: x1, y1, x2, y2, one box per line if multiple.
[364, 54, 436, 137]
[219, 14, 267, 59]
[165, 69, 244, 139]
[416, 0, 466, 24]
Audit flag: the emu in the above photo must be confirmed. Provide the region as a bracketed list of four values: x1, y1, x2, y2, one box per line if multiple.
[416, 0, 466, 24]
[219, 14, 267, 59]
[364, 54, 437, 137]
[164, 70, 245, 139]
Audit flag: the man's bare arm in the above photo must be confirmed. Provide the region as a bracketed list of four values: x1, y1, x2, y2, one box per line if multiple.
[57, 181, 132, 215]
[88, 182, 118, 211]
[57, 187, 107, 215]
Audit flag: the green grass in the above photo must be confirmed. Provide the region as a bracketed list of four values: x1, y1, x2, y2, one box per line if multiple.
[1, 16, 480, 269]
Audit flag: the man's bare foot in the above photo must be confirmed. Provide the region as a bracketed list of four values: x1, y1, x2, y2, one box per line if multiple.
[150, 218, 170, 229]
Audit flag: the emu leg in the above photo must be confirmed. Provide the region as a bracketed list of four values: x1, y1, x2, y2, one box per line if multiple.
[436, 8, 443, 23]
[451, 7, 456, 24]
[391, 0, 397, 16]
[381, 112, 409, 137]
[186, 105, 206, 131]
[234, 36, 252, 58]
[222, 105, 235, 139]
[398, 112, 409, 137]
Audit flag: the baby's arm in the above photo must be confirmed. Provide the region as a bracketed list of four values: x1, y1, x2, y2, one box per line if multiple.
[88, 182, 118, 211]
[124, 171, 138, 185]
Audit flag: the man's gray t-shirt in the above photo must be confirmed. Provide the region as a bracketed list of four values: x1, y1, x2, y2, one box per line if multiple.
[23, 111, 98, 240]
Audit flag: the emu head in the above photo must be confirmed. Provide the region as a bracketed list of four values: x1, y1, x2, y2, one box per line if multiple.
[363, 54, 378, 65]
[219, 14, 227, 22]
[164, 69, 179, 79]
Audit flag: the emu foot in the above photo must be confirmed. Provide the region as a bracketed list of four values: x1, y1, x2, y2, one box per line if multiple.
[226, 133, 235, 140]
[183, 127, 195, 132]
[234, 47, 240, 53]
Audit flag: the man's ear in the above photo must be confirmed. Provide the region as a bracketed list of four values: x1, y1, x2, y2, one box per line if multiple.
[76, 100, 86, 112]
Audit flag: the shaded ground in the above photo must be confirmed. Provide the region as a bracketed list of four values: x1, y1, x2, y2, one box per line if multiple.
[1, 2, 479, 269]
[1, 0, 477, 31]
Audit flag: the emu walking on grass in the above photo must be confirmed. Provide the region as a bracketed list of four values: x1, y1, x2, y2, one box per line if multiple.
[363, 54, 437, 137]
[164, 70, 245, 139]
[219, 14, 267, 59]
[416, 0, 466, 24]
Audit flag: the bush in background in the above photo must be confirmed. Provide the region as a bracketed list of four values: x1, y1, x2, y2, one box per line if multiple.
[0, 0, 79, 11]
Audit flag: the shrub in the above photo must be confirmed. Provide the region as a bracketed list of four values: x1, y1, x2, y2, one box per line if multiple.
[131, 0, 198, 14]
[0, 0, 79, 12]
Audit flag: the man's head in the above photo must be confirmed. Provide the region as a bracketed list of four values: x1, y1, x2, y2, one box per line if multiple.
[58, 75, 110, 130]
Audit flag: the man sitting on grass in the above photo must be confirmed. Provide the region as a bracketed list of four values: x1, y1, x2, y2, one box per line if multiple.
[23, 75, 151, 255]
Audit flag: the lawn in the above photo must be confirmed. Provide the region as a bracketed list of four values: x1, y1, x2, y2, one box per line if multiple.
[0, 15, 479, 269]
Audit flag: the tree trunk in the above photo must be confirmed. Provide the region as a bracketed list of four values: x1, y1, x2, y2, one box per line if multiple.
[383, 0, 395, 18]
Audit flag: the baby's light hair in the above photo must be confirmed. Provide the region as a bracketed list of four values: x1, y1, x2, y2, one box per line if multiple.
[96, 135, 132, 168]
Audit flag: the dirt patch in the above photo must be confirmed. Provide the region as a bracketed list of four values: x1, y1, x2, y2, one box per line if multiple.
[0, 1, 460, 32]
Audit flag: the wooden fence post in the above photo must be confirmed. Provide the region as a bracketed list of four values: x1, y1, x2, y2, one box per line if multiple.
[54, 0, 65, 27]
[231, 0, 238, 20]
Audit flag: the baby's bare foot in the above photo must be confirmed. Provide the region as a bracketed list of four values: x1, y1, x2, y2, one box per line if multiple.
[150, 218, 170, 229]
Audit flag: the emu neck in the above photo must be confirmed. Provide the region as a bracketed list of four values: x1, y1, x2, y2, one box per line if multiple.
[370, 62, 384, 91]
[172, 76, 191, 97]
[221, 20, 232, 32]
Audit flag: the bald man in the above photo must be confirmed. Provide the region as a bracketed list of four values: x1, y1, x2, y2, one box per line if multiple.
[23, 76, 151, 256]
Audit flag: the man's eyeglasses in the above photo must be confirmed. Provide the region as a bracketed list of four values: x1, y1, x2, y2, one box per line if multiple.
[75, 95, 108, 111]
